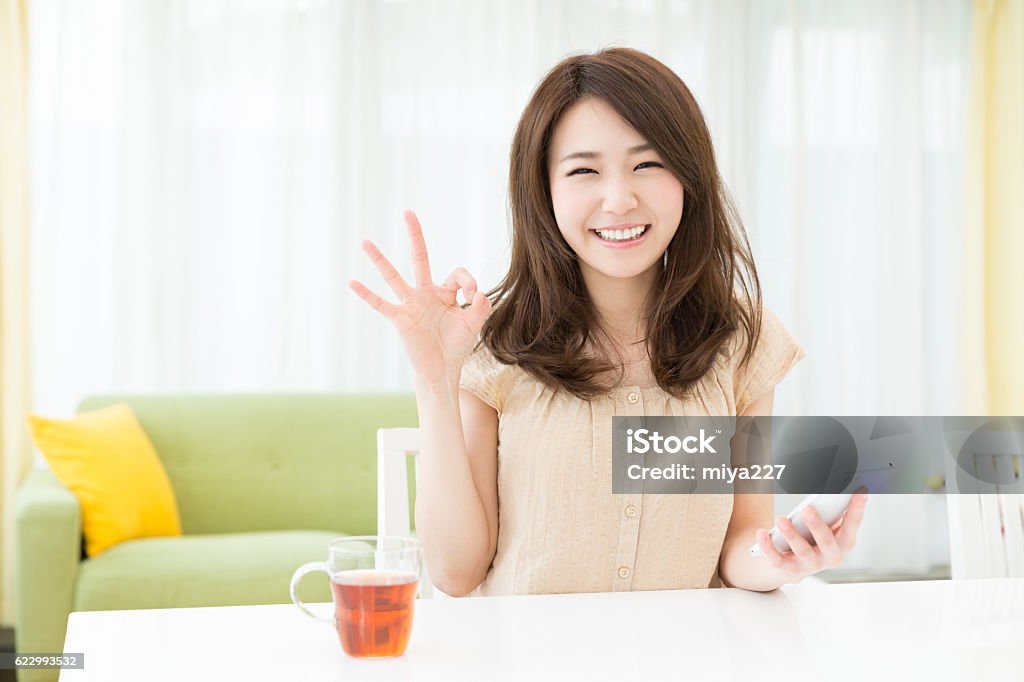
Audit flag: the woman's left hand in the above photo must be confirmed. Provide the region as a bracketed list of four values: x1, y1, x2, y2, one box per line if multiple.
[754, 492, 869, 583]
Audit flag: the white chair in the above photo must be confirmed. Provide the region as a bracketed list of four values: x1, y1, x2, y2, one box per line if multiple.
[945, 434, 1024, 579]
[376, 427, 445, 598]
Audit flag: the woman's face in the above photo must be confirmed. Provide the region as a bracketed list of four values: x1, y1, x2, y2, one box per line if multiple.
[547, 97, 684, 284]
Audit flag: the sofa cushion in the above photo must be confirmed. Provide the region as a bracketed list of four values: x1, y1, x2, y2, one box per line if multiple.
[75, 394, 419, 536]
[28, 403, 183, 557]
[72, 530, 342, 612]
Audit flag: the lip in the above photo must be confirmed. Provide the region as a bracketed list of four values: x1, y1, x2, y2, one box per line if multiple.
[590, 224, 651, 249]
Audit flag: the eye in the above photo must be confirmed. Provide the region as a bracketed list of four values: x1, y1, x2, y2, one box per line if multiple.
[565, 161, 663, 177]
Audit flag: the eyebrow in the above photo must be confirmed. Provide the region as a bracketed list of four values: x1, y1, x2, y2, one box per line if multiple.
[558, 143, 655, 164]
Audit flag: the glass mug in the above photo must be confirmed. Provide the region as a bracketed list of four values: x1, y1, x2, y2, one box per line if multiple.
[290, 536, 422, 658]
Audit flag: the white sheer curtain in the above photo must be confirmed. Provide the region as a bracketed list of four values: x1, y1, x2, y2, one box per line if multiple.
[30, 0, 970, 572]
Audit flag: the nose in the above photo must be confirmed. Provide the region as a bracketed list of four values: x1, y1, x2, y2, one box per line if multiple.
[601, 174, 639, 216]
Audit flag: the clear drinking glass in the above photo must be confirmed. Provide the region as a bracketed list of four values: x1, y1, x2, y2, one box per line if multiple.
[290, 536, 422, 658]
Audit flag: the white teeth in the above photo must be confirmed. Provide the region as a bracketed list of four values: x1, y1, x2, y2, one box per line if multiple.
[596, 225, 647, 241]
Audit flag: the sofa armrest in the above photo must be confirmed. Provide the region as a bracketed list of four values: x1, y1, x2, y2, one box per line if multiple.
[14, 468, 82, 662]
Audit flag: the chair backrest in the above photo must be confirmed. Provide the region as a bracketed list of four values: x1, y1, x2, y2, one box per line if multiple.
[376, 427, 443, 598]
[947, 494, 1024, 578]
[946, 445, 1024, 578]
[377, 427, 419, 539]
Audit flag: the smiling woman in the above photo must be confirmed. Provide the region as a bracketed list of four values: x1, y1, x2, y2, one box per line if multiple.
[348, 47, 861, 599]
[486, 48, 763, 400]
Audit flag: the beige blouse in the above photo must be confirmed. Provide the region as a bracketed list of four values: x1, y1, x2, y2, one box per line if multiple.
[460, 306, 806, 597]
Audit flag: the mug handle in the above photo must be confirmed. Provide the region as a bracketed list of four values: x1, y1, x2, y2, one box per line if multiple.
[290, 561, 334, 626]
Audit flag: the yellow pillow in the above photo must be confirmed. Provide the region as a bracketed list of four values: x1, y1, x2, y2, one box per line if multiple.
[27, 403, 183, 557]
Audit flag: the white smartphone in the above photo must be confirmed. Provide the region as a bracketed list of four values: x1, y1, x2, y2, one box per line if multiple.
[748, 493, 853, 557]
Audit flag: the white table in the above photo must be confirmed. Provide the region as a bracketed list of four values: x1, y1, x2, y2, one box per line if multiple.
[61, 578, 1024, 681]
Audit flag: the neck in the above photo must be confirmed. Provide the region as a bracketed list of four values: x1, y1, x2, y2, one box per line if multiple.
[580, 263, 660, 343]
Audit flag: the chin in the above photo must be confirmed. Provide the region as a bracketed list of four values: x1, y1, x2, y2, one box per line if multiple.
[585, 258, 662, 281]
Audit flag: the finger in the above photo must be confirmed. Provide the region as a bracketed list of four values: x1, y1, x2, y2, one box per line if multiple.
[801, 507, 842, 567]
[777, 516, 816, 564]
[348, 279, 399, 320]
[757, 529, 798, 572]
[441, 267, 478, 305]
[463, 289, 493, 335]
[404, 210, 433, 286]
[362, 240, 413, 300]
[834, 492, 869, 553]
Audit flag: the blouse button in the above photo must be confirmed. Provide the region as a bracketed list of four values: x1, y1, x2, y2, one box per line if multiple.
[624, 504, 638, 518]
[618, 566, 631, 579]
[627, 391, 640, 404]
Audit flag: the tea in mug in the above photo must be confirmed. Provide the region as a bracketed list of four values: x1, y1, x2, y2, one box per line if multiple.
[331, 569, 419, 657]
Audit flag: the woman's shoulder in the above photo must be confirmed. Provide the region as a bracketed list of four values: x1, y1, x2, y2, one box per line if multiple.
[725, 301, 797, 361]
[460, 339, 519, 413]
[725, 298, 807, 412]
[462, 339, 511, 376]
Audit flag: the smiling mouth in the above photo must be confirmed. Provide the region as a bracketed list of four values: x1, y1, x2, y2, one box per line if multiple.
[590, 225, 650, 242]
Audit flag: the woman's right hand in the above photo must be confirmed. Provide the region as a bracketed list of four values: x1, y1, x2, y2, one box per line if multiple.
[348, 210, 493, 386]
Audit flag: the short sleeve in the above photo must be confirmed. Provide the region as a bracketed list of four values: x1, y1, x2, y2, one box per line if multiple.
[459, 342, 510, 414]
[732, 306, 807, 414]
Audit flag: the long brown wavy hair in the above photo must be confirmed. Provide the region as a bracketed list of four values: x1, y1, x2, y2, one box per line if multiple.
[481, 47, 762, 402]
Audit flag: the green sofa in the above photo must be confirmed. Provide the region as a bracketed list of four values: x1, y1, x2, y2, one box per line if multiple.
[14, 393, 418, 682]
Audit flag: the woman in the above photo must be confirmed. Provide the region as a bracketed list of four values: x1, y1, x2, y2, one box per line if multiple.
[350, 47, 867, 597]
